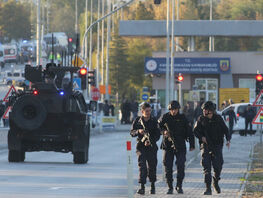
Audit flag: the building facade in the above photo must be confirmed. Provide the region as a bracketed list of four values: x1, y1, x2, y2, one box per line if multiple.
[147, 51, 261, 108]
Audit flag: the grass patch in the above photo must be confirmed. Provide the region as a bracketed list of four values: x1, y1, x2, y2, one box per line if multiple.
[242, 143, 263, 198]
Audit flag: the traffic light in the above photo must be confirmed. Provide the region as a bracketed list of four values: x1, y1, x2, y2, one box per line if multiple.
[256, 74, 263, 95]
[88, 69, 96, 87]
[68, 37, 73, 43]
[79, 67, 87, 89]
[154, 0, 161, 4]
[177, 73, 184, 82]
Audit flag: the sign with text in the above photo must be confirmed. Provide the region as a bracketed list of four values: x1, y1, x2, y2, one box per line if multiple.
[145, 57, 231, 74]
[219, 88, 249, 107]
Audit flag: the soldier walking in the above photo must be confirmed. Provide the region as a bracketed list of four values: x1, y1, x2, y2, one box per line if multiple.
[193, 101, 231, 195]
[158, 100, 195, 194]
[130, 102, 160, 195]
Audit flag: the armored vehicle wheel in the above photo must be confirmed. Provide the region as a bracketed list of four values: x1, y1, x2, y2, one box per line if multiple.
[12, 95, 47, 130]
[73, 151, 88, 164]
[8, 150, 24, 162]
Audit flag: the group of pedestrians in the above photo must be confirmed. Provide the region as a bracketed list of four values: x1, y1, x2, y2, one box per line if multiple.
[130, 100, 230, 195]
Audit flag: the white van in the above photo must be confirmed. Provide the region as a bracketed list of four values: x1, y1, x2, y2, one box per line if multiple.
[217, 103, 257, 135]
[3, 44, 18, 63]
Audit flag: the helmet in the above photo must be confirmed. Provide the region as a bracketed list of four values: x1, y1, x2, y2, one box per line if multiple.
[201, 101, 216, 111]
[168, 100, 180, 110]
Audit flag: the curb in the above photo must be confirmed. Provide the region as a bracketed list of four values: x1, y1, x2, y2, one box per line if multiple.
[237, 142, 256, 198]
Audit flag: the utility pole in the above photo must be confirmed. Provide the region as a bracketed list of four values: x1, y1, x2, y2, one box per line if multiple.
[96, 0, 100, 88]
[165, 0, 170, 111]
[89, 0, 93, 68]
[105, 0, 111, 100]
[101, 0, 105, 101]
[170, 0, 175, 101]
[36, 0, 41, 66]
[209, 0, 214, 52]
[75, 0, 78, 34]
[85, 0, 88, 60]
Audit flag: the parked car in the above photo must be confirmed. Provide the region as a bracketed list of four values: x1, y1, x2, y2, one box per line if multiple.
[3, 69, 25, 86]
[217, 103, 257, 135]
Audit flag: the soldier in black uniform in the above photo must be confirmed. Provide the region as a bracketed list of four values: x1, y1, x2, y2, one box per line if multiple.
[158, 100, 195, 194]
[193, 101, 231, 195]
[130, 102, 160, 195]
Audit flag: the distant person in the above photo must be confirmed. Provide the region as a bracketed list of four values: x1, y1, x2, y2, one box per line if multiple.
[131, 100, 138, 121]
[194, 100, 204, 122]
[228, 98, 234, 105]
[109, 102, 115, 116]
[103, 100, 110, 116]
[183, 102, 194, 128]
[244, 104, 255, 136]
[223, 106, 236, 138]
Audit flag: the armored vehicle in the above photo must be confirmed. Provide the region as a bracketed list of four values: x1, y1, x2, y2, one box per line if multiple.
[8, 64, 90, 164]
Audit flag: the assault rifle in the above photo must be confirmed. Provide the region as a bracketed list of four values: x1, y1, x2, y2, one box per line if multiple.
[203, 128, 216, 157]
[139, 118, 152, 147]
[164, 123, 176, 151]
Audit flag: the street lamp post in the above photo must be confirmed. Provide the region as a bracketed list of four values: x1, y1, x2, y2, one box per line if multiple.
[209, 0, 214, 52]
[165, 0, 170, 111]
[36, 0, 41, 66]
[170, 0, 175, 101]
[105, 0, 111, 100]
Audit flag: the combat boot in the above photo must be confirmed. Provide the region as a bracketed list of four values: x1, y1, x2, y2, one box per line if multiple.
[150, 182, 155, 194]
[213, 177, 221, 194]
[175, 181, 183, 194]
[137, 184, 145, 195]
[204, 183, 212, 195]
[166, 181, 173, 194]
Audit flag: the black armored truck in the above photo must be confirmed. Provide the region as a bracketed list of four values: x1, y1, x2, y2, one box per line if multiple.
[8, 64, 90, 164]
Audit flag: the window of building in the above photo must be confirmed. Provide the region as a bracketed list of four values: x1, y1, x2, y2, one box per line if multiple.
[239, 79, 255, 102]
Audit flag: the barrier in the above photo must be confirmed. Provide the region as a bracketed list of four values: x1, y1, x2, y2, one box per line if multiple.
[99, 116, 117, 132]
[126, 136, 134, 198]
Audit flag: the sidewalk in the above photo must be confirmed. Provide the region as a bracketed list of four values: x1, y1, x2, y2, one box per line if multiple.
[134, 133, 260, 198]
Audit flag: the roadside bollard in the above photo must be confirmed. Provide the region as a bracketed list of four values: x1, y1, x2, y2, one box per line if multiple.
[126, 136, 134, 198]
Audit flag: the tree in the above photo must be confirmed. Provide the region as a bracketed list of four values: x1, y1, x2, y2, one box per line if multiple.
[109, 34, 129, 99]
[126, 38, 152, 90]
[135, 1, 154, 20]
[0, 0, 31, 41]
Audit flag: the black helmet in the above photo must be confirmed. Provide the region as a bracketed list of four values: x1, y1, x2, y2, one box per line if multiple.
[168, 100, 180, 110]
[201, 101, 216, 111]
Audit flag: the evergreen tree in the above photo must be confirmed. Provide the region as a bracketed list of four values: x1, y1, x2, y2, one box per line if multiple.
[109, 34, 129, 99]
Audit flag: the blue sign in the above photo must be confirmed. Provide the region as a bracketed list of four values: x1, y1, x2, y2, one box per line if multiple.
[145, 57, 231, 74]
[142, 93, 149, 101]
[73, 78, 81, 90]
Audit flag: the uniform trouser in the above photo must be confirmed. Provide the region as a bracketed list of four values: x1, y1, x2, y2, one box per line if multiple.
[201, 145, 224, 185]
[245, 120, 252, 135]
[137, 148, 158, 184]
[163, 148, 186, 184]
[229, 122, 233, 138]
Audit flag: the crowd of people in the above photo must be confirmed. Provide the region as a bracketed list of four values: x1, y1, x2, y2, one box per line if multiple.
[131, 100, 230, 195]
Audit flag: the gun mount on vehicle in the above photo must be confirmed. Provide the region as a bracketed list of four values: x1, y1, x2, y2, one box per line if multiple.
[8, 63, 90, 164]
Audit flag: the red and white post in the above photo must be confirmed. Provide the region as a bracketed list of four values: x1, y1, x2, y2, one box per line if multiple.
[126, 136, 134, 198]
